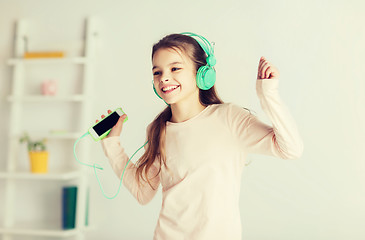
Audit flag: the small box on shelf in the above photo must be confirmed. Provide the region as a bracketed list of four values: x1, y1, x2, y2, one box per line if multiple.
[24, 51, 65, 59]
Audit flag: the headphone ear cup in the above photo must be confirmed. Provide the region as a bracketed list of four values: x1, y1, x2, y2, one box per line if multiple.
[196, 66, 216, 90]
[153, 84, 163, 99]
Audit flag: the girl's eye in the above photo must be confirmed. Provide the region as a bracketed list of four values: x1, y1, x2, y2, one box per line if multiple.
[153, 68, 180, 76]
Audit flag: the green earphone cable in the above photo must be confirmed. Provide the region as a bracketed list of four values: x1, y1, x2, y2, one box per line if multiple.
[73, 132, 148, 199]
[73, 132, 103, 170]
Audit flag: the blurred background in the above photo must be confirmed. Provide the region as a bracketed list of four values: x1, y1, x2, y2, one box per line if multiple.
[0, 0, 364, 239]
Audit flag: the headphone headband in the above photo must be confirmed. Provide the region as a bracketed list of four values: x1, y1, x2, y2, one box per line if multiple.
[179, 32, 216, 66]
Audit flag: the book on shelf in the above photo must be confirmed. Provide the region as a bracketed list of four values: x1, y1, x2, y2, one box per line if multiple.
[61, 186, 89, 230]
[62, 186, 77, 229]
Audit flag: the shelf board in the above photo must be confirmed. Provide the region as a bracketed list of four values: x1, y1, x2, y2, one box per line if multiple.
[9, 131, 84, 141]
[47, 132, 85, 140]
[0, 212, 94, 239]
[7, 95, 88, 102]
[0, 226, 78, 237]
[7, 57, 89, 65]
[0, 170, 83, 180]
[0, 224, 93, 237]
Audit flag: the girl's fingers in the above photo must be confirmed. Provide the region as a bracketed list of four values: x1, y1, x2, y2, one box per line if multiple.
[258, 57, 269, 79]
[108, 114, 127, 137]
[96, 110, 117, 124]
[96, 110, 112, 123]
[261, 62, 270, 78]
[258, 59, 264, 76]
[258, 57, 279, 79]
[115, 114, 127, 128]
[264, 66, 271, 79]
[258, 62, 268, 79]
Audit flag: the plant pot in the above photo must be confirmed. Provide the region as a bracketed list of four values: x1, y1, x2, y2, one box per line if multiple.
[29, 151, 49, 173]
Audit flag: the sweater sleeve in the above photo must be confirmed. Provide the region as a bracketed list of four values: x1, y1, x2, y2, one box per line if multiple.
[100, 130, 160, 205]
[231, 78, 303, 159]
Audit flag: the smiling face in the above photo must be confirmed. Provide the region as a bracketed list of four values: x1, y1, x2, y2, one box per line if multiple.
[152, 47, 199, 105]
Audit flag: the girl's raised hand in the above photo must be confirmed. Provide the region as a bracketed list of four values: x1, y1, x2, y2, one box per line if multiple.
[257, 56, 280, 80]
[96, 110, 128, 138]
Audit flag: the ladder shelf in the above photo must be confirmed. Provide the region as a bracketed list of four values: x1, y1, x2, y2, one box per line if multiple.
[2, 17, 98, 240]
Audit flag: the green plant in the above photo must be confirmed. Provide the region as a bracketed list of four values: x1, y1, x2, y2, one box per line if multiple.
[19, 132, 47, 152]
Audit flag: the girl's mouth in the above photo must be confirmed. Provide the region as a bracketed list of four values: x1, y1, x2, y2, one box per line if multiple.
[162, 85, 180, 94]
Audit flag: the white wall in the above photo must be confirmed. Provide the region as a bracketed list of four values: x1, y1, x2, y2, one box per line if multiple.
[1, 0, 364, 239]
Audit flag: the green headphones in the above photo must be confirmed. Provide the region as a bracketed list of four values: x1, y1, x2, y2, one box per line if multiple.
[153, 32, 216, 100]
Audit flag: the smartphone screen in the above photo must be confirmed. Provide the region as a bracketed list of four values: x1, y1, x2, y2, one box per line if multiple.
[93, 111, 120, 136]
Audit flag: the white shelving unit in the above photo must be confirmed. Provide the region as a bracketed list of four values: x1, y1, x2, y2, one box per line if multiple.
[0, 17, 98, 240]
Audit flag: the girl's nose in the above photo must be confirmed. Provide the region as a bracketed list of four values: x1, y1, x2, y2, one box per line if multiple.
[160, 74, 170, 83]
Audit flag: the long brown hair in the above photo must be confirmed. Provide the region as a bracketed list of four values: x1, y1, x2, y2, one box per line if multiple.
[135, 33, 224, 189]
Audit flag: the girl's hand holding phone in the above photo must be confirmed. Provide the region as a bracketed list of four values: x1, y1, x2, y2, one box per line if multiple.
[96, 110, 128, 138]
[257, 56, 280, 80]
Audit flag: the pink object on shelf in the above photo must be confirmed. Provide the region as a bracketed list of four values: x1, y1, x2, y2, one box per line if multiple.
[42, 80, 57, 95]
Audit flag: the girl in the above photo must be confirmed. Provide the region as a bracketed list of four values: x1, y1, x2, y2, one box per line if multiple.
[98, 33, 303, 239]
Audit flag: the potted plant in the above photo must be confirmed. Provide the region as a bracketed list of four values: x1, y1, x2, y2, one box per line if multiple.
[19, 132, 49, 173]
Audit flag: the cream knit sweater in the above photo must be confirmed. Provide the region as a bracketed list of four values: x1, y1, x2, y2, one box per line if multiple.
[101, 78, 303, 239]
